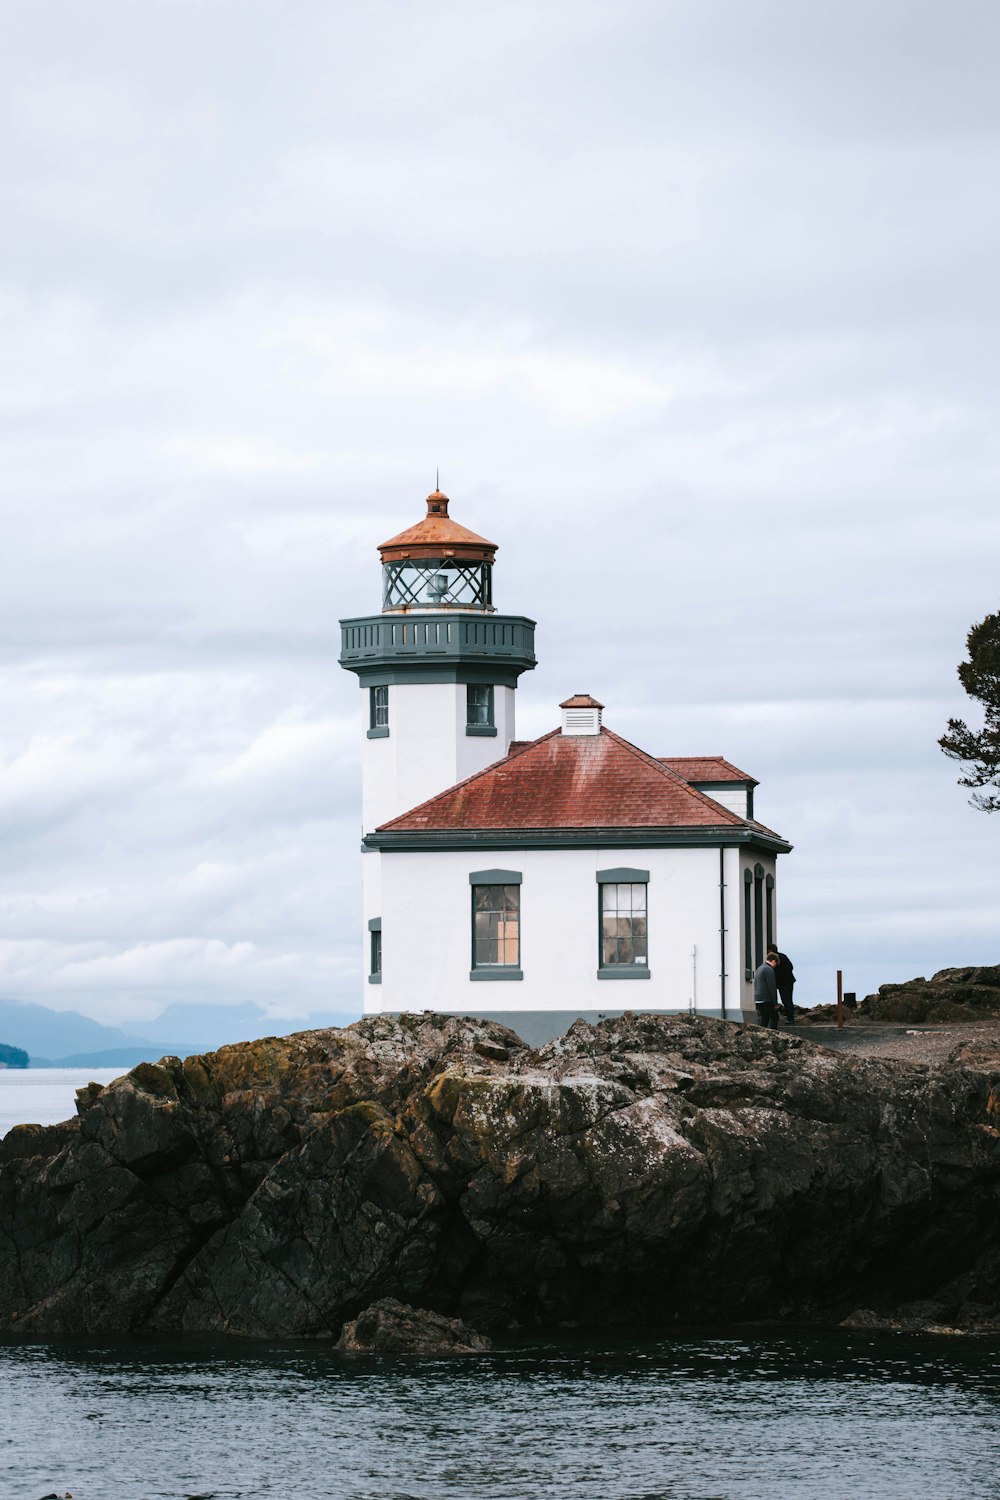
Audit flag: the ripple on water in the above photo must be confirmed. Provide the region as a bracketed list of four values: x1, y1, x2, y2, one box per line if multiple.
[1, 1331, 998, 1500]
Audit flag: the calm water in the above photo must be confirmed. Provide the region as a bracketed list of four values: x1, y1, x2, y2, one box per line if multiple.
[2, 1078, 997, 1498]
[1, 1331, 997, 1500]
[0, 1068, 122, 1138]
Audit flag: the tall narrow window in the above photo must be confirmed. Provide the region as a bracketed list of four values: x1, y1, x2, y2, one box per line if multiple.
[753, 863, 765, 972]
[466, 683, 496, 735]
[469, 871, 522, 979]
[368, 685, 389, 737]
[368, 918, 382, 984]
[597, 870, 650, 978]
[744, 868, 753, 980]
[765, 874, 774, 952]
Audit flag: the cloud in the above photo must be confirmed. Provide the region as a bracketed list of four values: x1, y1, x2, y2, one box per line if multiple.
[1, 0, 997, 1032]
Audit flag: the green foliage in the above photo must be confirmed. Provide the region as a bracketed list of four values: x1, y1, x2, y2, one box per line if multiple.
[0, 1042, 29, 1068]
[940, 610, 1000, 812]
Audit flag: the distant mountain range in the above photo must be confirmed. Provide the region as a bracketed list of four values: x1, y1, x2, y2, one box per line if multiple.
[0, 998, 361, 1068]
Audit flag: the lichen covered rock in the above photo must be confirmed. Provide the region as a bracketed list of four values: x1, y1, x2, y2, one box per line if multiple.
[1, 1012, 999, 1337]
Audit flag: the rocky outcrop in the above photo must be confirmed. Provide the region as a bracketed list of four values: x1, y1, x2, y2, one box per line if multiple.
[336, 1297, 492, 1353]
[1, 1013, 1000, 1339]
[861, 965, 1000, 1023]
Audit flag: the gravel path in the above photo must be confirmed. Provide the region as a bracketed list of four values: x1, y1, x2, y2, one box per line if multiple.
[786, 1018, 1000, 1065]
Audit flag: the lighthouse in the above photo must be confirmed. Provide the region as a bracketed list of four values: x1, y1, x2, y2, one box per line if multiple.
[339, 488, 537, 830]
[341, 486, 791, 1042]
[339, 488, 537, 998]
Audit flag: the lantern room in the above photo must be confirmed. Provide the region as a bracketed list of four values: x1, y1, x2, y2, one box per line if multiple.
[377, 490, 497, 613]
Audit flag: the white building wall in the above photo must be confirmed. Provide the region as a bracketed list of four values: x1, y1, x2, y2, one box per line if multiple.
[371, 845, 734, 1018]
[698, 785, 749, 818]
[456, 685, 515, 784]
[362, 848, 382, 1003]
[362, 681, 515, 832]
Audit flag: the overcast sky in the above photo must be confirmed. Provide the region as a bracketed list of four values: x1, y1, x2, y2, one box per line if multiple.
[2, 0, 998, 1039]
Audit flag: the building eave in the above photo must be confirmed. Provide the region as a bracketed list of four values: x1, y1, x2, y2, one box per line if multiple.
[364, 826, 793, 854]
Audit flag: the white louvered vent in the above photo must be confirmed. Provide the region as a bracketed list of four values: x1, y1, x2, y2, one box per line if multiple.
[561, 705, 602, 735]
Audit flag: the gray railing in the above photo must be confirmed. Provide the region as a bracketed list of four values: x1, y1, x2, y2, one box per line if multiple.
[340, 613, 536, 662]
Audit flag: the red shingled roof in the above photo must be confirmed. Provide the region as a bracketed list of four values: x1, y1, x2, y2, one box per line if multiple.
[659, 756, 756, 783]
[378, 727, 748, 832]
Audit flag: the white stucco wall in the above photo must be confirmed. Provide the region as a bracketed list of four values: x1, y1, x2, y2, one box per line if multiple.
[362, 847, 382, 992]
[699, 785, 749, 818]
[361, 682, 516, 832]
[367, 845, 750, 1018]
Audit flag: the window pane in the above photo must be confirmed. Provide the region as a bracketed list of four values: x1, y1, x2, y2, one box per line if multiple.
[467, 685, 492, 725]
[472, 883, 519, 966]
[631, 916, 647, 963]
[619, 919, 636, 964]
[601, 882, 648, 966]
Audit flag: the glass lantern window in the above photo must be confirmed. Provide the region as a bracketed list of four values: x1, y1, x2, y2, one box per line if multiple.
[382, 560, 492, 611]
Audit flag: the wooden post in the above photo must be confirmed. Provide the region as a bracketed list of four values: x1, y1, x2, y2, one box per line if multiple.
[837, 969, 843, 1029]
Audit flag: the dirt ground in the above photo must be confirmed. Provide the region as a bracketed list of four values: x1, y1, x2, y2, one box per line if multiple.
[787, 1016, 1000, 1065]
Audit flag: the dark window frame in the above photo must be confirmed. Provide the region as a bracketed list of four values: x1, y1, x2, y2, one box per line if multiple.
[368, 917, 382, 985]
[596, 869, 650, 980]
[368, 685, 389, 738]
[469, 869, 522, 980]
[466, 683, 497, 737]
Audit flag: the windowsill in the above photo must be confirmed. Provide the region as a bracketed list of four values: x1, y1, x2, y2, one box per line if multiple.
[465, 725, 498, 737]
[368, 972, 382, 985]
[597, 967, 651, 981]
[367, 727, 390, 739]
[470, 968, 523, 982]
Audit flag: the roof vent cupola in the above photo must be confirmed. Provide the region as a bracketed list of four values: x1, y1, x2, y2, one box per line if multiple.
[560, 693, 604, 736]
[377, 490, 498, 614]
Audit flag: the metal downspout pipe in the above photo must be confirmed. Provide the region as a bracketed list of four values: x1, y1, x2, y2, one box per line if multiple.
[719, 846, 727, 1021]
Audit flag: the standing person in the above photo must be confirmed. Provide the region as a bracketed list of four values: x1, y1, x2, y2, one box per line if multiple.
[753, 953, 780, 1028]
[767, 943, 796, 1024]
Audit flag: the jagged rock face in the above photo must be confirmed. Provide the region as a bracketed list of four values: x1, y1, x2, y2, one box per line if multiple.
[862, 964, 1000, 1022]
[1, 1014, 999, 1338]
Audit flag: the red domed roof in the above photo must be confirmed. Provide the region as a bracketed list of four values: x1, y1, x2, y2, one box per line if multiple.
[378, 491, 497, 564]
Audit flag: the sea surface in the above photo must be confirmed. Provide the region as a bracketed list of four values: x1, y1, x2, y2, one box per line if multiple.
[1, 1330, 998, 1500]
[0, 1067, 123, 1138]
[2, 1074, 998, 1499]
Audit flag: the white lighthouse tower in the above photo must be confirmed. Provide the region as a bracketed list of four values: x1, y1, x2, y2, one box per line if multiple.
[339, 488, 537, 1003]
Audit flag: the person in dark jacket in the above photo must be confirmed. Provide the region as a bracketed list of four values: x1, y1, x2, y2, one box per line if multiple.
[767, 944, 796, 1023]
[753, 954, 780, 1028]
